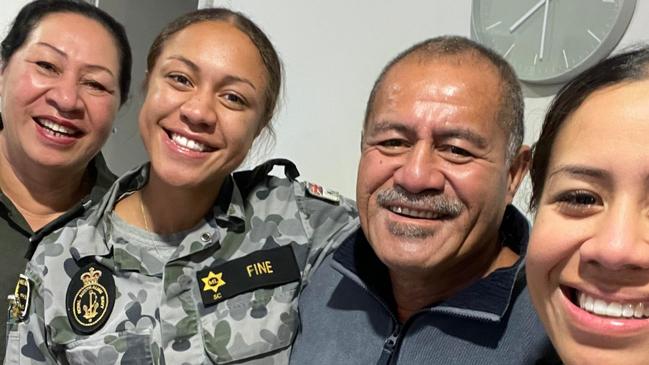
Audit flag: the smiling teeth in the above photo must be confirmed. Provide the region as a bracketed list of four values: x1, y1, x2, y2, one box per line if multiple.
[390, 206, 437, 219]
[171, 133, 208, 152]
[38, 118, 75, 135]
[578, 292, 649, 319]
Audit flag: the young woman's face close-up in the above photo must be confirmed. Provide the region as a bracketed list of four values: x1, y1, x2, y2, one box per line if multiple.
[139, 20, 268, 190]
[527, 80, 649, 365]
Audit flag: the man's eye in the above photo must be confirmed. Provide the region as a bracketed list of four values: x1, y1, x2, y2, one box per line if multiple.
[379, 139, 407, 148]
[448, 146, 472, 157]
[438, 145, 474, 162]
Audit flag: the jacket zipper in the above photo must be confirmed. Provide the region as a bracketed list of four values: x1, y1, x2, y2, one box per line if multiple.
[376, 326, 401, 365]
[331, 262, 406, 365]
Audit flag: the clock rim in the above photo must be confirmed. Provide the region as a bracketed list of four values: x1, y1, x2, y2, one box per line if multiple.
[470, 0, 637, 85]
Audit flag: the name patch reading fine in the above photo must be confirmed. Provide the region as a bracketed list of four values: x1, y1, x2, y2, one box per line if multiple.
[197, 245, 301, 306]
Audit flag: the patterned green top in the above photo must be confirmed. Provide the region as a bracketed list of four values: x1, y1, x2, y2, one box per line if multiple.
[5, 159, 358, 364]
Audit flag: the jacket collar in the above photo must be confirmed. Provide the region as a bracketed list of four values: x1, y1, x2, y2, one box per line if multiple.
[332, 205, 530, 321]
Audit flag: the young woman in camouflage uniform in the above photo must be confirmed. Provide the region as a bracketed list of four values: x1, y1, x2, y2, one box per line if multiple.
[6, 7, 357, 365]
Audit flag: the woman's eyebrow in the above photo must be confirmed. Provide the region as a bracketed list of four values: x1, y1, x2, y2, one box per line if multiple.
[35, 41, 115, 77]
[548, 164, 612, 186]
[167, 55, 256, 90]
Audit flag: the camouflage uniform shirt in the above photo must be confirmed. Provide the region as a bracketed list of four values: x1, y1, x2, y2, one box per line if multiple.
[5, 159, 358, 364]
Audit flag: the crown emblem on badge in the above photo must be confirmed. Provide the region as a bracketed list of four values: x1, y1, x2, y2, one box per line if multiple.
[80, 267, 102, 286]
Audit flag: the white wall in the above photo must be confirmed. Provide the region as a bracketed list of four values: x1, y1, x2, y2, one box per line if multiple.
[0, 1, 32, 41]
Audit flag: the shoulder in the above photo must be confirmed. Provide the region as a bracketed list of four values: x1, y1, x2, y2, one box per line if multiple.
[231, 158, 358, 241]
[233, 158, 357, 215]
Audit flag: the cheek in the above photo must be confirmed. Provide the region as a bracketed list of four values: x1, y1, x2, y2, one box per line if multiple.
[528, 210, 580, 277]
[1, 75, 43, 131]
[4, 73, 37, 105]
[226, 114, 261, 148]
[138, 103, 158, 149]
[90, 98, 119, 130]
[138, 87, 173, 135]
[445, 165, 503, 205]
[357, 151, 398, 196]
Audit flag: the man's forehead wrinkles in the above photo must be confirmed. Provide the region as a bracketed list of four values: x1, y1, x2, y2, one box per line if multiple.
[383, 77, 469, 104]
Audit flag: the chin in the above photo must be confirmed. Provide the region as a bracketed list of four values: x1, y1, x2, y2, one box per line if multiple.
[375, 245, 442, 274]
[29, 151, 92, 171]
[556, 345, 649, 365]
[150, 164, 217, 190]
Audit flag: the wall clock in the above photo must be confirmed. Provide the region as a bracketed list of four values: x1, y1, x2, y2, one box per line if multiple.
[471, 0, 636, 84]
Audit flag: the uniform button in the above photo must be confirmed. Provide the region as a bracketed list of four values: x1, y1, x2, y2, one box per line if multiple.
[200, 232, 212, 243]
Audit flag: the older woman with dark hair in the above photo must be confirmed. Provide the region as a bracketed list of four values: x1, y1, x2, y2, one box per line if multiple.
[0, 0, 131, 358]
[527, 46, 649, 365]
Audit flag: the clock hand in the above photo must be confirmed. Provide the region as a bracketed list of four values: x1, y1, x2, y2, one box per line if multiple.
[540, 0, 550, 60]
[510, 0, 545, 32]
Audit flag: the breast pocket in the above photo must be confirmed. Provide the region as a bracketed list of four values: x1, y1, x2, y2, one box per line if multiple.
[200, 281, 300, 364]
[63, 329, 155, 365]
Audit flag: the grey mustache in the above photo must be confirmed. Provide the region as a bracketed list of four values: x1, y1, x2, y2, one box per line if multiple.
[376, 186, 463, 218]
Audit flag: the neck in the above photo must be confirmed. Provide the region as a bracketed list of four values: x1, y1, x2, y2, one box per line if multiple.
[115, 168, 224, 235]
[0, 140, 90, 230]
[389, 238, 518, 323]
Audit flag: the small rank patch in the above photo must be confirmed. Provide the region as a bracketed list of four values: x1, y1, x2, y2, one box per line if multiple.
[197, 245, 301, 307]
[305, 182, 340, 204]
[9, 274, 31, 322]
[66, 262, 115, 335]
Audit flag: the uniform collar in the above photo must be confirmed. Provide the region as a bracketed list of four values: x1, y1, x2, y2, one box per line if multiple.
[333, 205, 530, 321]
[71, 164, 247, 269]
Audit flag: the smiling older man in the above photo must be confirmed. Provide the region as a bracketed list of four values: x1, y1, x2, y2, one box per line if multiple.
[290, 36, 556, 364]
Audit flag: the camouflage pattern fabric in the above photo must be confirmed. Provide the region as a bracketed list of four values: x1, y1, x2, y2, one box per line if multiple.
[5, 160, 358, 364]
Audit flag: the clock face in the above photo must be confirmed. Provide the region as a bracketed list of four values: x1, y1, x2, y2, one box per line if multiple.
[471, 0, 636, 84]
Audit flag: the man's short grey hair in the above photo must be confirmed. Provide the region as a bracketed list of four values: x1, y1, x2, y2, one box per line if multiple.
[363, 35, 524, 163]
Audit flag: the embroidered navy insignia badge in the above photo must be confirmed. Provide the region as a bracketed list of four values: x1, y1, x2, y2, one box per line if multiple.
[66, 262, 115, 334]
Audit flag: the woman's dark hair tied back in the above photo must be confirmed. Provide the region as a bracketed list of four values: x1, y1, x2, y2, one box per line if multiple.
[1, 0, 132, 105]
[529, 44, 649, 211]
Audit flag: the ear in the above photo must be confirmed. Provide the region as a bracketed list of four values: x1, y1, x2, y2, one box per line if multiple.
[359, 130, 365, 151]
[505, 145, 531, 204]
[0, 63, 5, 97]
[254, 119, 266, 138]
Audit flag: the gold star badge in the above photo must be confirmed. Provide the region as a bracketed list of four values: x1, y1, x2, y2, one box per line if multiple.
[201, 271, 226, 293]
